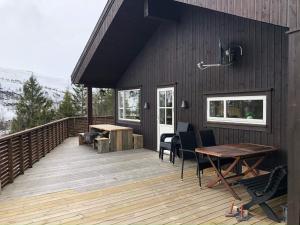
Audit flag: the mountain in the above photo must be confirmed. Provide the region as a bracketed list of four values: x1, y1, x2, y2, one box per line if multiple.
[0, 67, 70, 121]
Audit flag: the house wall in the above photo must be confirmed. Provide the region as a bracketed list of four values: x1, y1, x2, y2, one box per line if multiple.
[175, 0, 300, 29]
[115, 6, 289, 168]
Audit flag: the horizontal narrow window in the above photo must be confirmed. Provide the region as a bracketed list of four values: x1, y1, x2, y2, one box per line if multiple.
[118, 89, 141, 122]
[207, 95, 267, 126]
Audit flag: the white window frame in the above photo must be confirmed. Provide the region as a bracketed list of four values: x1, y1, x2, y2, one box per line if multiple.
[207, 95, 267, 125]
[118, 89, 141, 122]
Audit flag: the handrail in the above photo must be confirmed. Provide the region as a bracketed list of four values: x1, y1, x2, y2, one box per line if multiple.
[0, 118, 69, 142]
[0, 116, 113, 141]
[0, 116, 114, 189]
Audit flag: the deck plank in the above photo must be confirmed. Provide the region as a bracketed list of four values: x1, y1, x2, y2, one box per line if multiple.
[0, 138, 286, 225]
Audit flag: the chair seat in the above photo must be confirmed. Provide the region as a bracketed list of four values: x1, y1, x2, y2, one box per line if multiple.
[160, 142, 172, 150]
[197, 157, 213, 170]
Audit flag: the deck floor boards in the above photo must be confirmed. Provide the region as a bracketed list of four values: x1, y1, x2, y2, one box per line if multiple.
[0, 138, 286, 224]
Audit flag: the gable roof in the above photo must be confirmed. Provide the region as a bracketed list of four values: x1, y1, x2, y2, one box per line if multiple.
[71, 0, 297, 87]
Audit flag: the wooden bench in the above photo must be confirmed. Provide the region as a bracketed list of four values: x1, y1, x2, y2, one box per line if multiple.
[78, 133, 85, 145]
[239, 165, 287, 222]
[133, 134, 143, 149]
[94, 137, 110, 154]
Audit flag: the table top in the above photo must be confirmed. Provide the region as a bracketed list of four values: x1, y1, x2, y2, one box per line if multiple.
[195, 143, 278, 158]
[90, 124, 133, 131]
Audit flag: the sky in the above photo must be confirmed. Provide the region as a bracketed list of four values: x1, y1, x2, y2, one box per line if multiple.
[0, 0, 107, 81]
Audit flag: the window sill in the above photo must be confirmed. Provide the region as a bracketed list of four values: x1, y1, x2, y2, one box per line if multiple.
[117, 119, 141, 126]
[205, 121, 270, 132]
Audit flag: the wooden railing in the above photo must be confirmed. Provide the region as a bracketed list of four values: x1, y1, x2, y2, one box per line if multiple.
[0, 116, 114, 189]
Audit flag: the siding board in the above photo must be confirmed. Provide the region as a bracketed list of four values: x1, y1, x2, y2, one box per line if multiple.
[175, 0, 297, 28]
[115, 7, 288, 169]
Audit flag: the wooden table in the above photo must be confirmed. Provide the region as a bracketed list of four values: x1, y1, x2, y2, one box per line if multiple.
[90, 124, 133, 151]
[196, 143, 278, 200]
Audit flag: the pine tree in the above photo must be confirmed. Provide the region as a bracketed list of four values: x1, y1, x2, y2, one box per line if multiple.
[72, 84, 87, 116]
[57, 90, 76, 118]
[93, 89, 114, 116]
[11, 76, 55, 133]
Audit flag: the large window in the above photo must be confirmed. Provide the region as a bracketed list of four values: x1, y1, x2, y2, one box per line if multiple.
[118, 89, 141, 122]
[207, 95, 267, 125]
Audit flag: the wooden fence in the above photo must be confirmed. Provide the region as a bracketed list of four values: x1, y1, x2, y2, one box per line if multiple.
[0, 116, 114, 189]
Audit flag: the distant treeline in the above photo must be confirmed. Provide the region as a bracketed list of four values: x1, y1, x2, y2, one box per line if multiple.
[10, 76, 114, 133]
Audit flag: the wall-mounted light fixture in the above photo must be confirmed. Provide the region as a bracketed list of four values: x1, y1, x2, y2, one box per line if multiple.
[181, 100, 188, 109]
[144, 102, 150, 109]
[197, 40, 243, 71]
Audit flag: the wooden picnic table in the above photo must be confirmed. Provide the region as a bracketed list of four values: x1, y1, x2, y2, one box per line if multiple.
[196, 143, 278, 200]
[90, 124, 133, 151]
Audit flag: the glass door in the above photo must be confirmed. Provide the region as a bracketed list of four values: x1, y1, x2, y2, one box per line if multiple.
[157, 87, 175, 151]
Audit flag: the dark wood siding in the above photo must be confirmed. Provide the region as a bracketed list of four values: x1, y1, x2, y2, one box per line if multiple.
[175, 0, 300, 29]
[115, 6, 288, 168]
[287, 29, 300, 225]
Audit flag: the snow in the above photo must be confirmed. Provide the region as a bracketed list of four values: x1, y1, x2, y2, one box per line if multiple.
[0, 67, 71, 121]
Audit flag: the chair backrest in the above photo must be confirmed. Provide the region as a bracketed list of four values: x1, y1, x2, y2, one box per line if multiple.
[264, 165, 287, 194]
[176, 122, 192, 134]
[179, 131, 197, 151]
[199, 129, 216, 147]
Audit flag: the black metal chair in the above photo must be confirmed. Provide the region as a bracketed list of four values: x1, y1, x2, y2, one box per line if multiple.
[179, 131, 217, 187]
[239, 165, 287, 222]
[159, 122, 192, 164]
[199, 129, 234, 170]
[199, 129, 216, 147]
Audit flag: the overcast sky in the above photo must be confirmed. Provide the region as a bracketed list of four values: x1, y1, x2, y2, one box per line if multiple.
[0, 0, 107, 80]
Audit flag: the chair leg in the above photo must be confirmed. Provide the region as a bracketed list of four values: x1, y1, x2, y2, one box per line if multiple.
[159, 147, 161, 159]
[259, 203, 281, 223]
[198, 171, 202, 187]
[181, 155, 185, 180]
[243, 200, 256, 210]
[161, 148, 164, 161]
[195, 154, 199, 177]
[195, 153, 202, 187]
[172, 149, 176, 164]
[243, 191, 257, 209]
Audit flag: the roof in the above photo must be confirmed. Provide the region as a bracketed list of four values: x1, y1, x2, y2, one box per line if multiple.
[71, 0, 297, 88]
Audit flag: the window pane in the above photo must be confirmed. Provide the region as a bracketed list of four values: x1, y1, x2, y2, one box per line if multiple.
[226, 100, 263, 120]
[159, 92, 166, 107]
[209, 101, 224, 117]
[160, 109, 165, 124]
[123, 90, 140, 120]
[166, 91, 173, 107]
[118, 92, 124, 108]
[119, 109, 124, 119]
[166, 108, 173, 125]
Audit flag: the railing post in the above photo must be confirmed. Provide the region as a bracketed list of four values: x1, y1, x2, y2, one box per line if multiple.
[8, 139, 13, 183]
[28, 132, 33, 168]
[20, 134, 24, 174]
[52, 124, 55, 149]
[59, 122, 64, 144]
[42, 127, 46, 157]
[36, 130, 40, 161]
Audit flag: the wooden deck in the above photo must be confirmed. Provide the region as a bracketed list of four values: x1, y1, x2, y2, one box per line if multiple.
[0, 138, 286, 225]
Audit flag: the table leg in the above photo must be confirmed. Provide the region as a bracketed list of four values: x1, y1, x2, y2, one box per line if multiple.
[207, 157, 240, 187]
[243, 156, 265, 177]
[207, 156, 241, 200]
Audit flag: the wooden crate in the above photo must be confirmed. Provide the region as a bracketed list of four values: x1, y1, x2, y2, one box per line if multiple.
[78, 133, 85, 145]
[95, 137, 110, 154]
[133, 134, 143, 149]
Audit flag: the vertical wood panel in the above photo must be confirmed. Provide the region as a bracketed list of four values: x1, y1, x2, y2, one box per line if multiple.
[287, 28, 300, 225]
[116, 6, 288, 169]
[174, 0, 297, 28]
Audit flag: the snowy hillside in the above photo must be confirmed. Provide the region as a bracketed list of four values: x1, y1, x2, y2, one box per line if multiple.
[0, 67, 70, 121]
